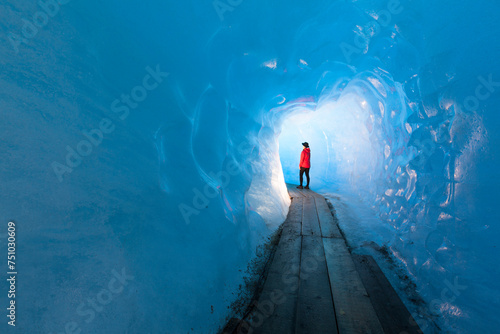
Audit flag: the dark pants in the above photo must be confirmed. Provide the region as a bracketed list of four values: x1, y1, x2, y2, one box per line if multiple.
[300, 167, 310, 186]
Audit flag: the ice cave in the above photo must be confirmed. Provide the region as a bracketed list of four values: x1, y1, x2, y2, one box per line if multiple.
[0, 0, 499, 333]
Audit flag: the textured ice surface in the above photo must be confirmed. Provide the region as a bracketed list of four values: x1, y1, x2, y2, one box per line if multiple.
[0, 0, 499, 333]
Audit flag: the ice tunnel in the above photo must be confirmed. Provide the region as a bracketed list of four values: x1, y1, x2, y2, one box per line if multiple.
[1, 0, 499, 333]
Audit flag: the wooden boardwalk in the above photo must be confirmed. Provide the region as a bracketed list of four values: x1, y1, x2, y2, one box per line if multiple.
[226, 184, 421, 334]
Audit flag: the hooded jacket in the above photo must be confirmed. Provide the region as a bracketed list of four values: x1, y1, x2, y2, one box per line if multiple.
[300, 147, 311, 168]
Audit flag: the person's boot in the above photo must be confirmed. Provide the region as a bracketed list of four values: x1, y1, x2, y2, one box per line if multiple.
[297, 185, 303, 189]
[305, 185, 309, 189]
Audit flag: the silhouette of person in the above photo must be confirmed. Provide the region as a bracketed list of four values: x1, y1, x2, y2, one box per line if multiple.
[297, 142, 310, 189]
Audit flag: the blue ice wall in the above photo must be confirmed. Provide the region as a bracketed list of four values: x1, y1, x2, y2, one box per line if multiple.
[0, 0, 499, 333]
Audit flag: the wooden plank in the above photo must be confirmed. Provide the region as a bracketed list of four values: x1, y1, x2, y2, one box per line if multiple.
[290, 189, 303, 198]
[287, 183, 307, 197]
[301, 197, 321, 236]
[268, 196, 302, 289]
[282, 197, 302, 236]
[268, 234, 301, 278]
[251, 270, 298, 334]
[303, 188, 323, 198]
[245, 193, 303, 334]
[296, 235, 338, 334]
[323, 238, 385, 334]
[291, 190, 305, 198]
[352, 254, 423, 334]
[236, 187, 413, 334]
[314, 197, 343, 239]
[296, 188, 307, 197]
[288, 187, 298, 198]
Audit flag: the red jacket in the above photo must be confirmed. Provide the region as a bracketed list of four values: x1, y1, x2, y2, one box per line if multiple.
[300, 148, 311, 168]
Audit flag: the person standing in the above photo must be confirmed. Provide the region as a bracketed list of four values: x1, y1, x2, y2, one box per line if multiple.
[297, 142, 310, 189]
